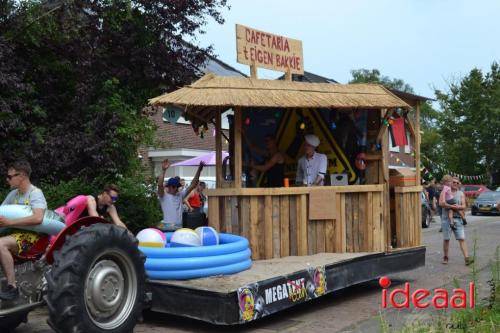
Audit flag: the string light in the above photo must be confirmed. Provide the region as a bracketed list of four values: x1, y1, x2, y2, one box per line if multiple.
[300, 123, 305, 130]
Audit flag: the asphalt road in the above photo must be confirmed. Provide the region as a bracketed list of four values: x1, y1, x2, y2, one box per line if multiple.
[13, 213, 500, 333]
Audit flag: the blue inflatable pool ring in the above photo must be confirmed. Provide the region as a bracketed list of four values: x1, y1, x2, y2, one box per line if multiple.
[140, 233, 252, 280]
[0, 205, 65, 235]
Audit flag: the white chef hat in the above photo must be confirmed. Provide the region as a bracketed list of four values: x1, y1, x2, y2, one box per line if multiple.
[304, 134, 320, 147]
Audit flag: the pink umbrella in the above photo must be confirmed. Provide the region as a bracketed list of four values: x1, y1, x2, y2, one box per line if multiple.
[171, 151, 229, 166]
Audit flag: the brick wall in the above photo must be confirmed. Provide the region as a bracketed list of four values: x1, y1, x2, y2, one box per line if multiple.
[140, 111, 229, 177]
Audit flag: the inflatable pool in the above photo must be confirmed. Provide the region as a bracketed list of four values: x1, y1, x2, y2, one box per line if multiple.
[0, 205, 65, 235]
[140, 233, 252, 280]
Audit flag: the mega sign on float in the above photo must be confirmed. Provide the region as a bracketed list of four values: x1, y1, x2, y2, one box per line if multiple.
[236, 24, 304, 75]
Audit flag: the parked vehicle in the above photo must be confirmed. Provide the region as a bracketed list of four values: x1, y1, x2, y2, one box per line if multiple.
[471, 191, 500, 215]
[461, 184, 490, 199]
[421, 191, 432, 228]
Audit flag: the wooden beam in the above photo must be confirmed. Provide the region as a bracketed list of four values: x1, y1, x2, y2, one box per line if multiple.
[394, 186, 423, 193]
[205, 184, 385, 196]
[285, 68, 292, 81]
[234, 107, 243, 189]
[215, 109, 223, 188]
[415, 103, 421, 186]
[376, 108, 393, 143]
[250, 61, 257, 79]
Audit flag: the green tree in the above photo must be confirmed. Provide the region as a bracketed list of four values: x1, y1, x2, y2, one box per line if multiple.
[349, 68, 414, 93]
[435, 63, 500, 184]
[0, 0, 228, 183]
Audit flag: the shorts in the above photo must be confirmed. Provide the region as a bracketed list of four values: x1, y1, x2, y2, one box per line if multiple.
[11, 230, 42, 255]
[441, 217, 465, 241]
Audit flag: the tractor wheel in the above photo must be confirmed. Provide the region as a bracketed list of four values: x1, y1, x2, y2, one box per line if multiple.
[45, 224, 146, 333]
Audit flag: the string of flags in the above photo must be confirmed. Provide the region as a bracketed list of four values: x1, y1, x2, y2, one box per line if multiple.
[421, 155, 488, 181]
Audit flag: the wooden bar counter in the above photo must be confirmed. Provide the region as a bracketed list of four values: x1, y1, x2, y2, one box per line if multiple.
[207, 185, 388, 260]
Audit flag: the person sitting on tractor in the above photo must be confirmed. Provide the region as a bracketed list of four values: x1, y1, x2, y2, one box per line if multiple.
[0, 161, 47, 300]
[85, 184, 127, 229]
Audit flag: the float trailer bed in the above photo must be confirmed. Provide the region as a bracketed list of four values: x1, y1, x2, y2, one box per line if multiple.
[146, 246, 425, 325]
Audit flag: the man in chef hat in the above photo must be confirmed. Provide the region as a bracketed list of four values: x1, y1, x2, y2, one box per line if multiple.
[295, 134, 328, 186]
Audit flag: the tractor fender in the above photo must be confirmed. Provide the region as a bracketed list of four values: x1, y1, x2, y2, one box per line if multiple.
[46, 216, 110, 264]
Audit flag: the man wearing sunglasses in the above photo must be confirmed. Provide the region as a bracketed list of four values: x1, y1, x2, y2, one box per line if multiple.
[0, 160, 47, 300]
[85, 184, 127, 229]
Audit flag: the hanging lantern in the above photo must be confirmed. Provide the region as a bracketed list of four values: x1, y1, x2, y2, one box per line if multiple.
[331, 122, 337, 129]
[245, 117, 250, 126]
[300, 123, 305, 130]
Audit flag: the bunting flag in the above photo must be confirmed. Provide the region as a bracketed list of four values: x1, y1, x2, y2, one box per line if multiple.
[420, 154, 488, 181]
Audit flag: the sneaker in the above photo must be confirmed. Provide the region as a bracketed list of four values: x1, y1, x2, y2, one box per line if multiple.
[442, 256, 449, 264]
[439, 228, 442, 232]
[0, 285, 19, 301]
[465, 257, 474, 266]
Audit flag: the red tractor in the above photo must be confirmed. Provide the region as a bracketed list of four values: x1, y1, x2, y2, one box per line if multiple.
[0, 213, 146, 332]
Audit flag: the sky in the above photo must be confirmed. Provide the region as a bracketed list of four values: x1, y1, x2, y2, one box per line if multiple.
[195, 0, 500, 99]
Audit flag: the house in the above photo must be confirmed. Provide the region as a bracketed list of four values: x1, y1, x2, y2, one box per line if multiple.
[140, 55, 246, 187]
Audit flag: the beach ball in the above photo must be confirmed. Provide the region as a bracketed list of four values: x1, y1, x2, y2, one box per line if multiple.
[136, 228, 166, 248]
[170, 228, 201, 247]
[195, 226, 219, 246]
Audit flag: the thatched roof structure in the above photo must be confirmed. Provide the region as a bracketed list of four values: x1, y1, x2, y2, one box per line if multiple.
[149, 73, 410, 121]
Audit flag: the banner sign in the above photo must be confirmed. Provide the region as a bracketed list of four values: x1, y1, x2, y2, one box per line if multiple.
[236, 24, 304, 74]
[162, 106, 182, 124]
[237, 266, 327, 322]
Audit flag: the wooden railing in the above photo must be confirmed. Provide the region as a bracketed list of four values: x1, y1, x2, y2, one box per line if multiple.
[206, 185, 387, 260]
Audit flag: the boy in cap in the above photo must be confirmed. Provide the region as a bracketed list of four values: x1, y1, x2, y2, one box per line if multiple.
[157, 160, 205, 230]
[296, 134, 328, 186]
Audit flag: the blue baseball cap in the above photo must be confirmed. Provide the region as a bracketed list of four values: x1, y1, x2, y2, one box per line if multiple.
[166, 177, 181, 187]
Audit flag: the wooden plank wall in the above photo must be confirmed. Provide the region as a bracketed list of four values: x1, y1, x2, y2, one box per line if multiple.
[208, 190, 386, 260]
[393, 188, 422, 248]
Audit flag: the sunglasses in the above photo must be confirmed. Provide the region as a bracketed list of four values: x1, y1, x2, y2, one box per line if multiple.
[6, 173, 20, 180]
[452, 181, 460, 184]
[107, 191, 119, 203]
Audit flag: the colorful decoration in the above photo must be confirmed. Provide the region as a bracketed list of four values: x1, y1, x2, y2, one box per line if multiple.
[300, 122, 305, 130]
[421, 154, 489, 182]
[245, 117, 251, 126]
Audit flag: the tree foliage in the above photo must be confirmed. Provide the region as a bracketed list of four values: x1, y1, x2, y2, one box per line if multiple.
[0, 0, 228, 183]
[349, 68, 414, 93]
[435, 62, 500, 184]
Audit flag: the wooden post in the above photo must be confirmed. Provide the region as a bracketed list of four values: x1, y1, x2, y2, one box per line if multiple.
[234, 107, 242, 189]
[285, 68, 292, 81]
[215, 109, 223, 188]
[380, 108, 391, 251]
[415, 103, 421, 186]
[250, 61, 257, 79]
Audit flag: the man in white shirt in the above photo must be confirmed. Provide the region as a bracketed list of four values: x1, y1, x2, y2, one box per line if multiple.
[295, 134, 328, 186]
[157, 160, 204, 230]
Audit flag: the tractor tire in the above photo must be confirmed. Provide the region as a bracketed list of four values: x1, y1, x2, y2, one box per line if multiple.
[45, 224, 146, 333]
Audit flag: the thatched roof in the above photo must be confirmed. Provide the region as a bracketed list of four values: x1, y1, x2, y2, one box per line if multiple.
[149, 73, 410, 120]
